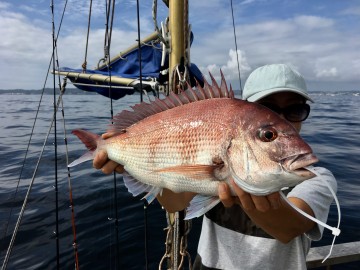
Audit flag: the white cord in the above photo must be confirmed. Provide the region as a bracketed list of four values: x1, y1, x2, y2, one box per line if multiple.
[280, 166, 341, 263]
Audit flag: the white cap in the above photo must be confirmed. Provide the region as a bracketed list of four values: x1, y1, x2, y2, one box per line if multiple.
[242, 64, 313, 102]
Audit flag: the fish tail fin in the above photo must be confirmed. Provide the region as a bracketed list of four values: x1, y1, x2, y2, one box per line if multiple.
[68, 129, 100, 167]
[72, 129, 100, 151]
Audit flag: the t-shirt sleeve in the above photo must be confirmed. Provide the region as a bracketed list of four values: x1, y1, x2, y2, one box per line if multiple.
[287, 166, 337, 241]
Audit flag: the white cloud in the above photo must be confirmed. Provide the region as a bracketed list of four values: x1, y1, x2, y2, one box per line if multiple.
[0, 1, 359, 90]
[200, 49, 251, 89]
[65, 0, 107, 18]
[340, 7, 360, 16]
[190, 12, 360, 88]
[294, 15, 334, 29]
[240, 0, 257, 5]
[315, 67, 338, 78]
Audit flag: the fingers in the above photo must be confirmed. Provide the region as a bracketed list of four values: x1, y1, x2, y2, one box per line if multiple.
[230, 178, 255, 210]
[93, 149, 124, 175]
[102, 132, 117, 140]
[267, 192, 281, 209]
[101, 160, 123, 175]
[218, 183, 236, 208]
[115, 164, 125, 174]
[230, 179, 280, 212]
[93, 150, 108, 169]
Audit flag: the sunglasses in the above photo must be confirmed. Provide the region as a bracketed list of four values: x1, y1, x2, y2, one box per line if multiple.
[259, 102, 310, 122]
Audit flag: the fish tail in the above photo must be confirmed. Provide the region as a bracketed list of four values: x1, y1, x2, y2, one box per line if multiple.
[68, 129, 100, 167]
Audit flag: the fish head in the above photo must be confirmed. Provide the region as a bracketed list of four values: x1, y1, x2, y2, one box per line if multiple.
[228, 101, 318, 195]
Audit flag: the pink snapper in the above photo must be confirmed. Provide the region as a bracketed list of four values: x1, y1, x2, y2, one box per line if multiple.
[69, 73, 318, 218]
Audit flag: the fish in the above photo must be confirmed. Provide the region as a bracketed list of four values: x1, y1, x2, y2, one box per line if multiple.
[69, 72, 318, 218]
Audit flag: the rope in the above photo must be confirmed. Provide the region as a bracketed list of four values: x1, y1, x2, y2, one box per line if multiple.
[152, 0, 167, 45]
[230, 0, 243, 94]
[82, 0, 93, 72]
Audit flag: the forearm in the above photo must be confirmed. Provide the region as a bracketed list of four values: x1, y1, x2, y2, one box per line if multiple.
[243, 197, 315, 243]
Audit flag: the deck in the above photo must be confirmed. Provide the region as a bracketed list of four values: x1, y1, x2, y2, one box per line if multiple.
[306, 241, 360, 269]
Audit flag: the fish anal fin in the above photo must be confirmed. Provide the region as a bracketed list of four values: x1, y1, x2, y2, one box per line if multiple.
[123, 171, 161, 204]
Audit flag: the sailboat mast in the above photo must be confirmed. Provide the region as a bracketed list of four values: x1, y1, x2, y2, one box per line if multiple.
[164, 2, 191, 270]
[168, 0, 189, 93]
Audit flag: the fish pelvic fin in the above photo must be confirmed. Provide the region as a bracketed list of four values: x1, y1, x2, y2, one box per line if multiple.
[185, 195, 220, 219]
[68, 129, 100, 167]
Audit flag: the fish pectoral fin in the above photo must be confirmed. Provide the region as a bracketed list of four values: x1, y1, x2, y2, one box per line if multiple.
[185, 195, 220, 219]
[123, 172, 161, 204]
[154, 165, 216, 180]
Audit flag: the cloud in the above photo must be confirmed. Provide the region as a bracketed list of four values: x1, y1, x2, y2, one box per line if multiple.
[65, 0, 107, 18]
[0, 5, 53, 89]
[190, 12, 360, 88]
[340, 6, 360, 16]
[0, 1, 359, 90]
[200, 49, 251, 90]
[315, 67, 338, 78]
[293, 15, 334, 29]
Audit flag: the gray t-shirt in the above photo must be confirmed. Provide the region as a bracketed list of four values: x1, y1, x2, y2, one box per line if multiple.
[196, 167, 337, 270]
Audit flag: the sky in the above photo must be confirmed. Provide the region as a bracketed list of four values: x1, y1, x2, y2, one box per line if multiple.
[0, 0, 359, 91]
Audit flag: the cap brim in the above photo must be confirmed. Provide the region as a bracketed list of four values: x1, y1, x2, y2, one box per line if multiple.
[246, 87, 314, 103]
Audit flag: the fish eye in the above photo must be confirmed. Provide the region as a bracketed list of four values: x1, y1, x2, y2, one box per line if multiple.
[258, 128, 278, 142]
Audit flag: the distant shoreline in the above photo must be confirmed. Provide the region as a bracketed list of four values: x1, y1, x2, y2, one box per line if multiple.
[0, 88, 358, 95]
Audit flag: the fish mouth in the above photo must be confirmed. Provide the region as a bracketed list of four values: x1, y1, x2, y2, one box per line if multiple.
[282, 153, 319, 177]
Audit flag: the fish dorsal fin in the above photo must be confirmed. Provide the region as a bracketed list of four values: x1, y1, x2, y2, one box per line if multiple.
[108, 70, 234, 133]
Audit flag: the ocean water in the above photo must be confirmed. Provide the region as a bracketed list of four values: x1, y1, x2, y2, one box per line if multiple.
[0, 90, 359, 269]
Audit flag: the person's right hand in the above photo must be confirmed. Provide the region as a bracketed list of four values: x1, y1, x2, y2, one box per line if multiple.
[93, 133, 124, 174]
[218, 179, 281, 212]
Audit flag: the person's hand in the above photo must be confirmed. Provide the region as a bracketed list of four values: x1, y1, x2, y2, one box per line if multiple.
[93, 133, 124, 174]
[218, 178, 281, 212]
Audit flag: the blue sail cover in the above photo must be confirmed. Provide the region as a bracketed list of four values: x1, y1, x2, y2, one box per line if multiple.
[59, 37, 203, 100]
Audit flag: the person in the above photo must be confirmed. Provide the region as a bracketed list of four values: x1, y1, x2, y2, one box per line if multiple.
[93, 64, 337, 270]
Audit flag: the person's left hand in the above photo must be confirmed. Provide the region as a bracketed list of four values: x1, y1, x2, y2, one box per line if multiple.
[93, 132, 124, 174]
[218, 179, 281, 212]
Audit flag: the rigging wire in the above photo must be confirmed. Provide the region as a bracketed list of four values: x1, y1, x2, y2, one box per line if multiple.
[50, 2, 61, 268]
[57, 78, 80, 270]
[104, 0, 120, 268]
[1, 1, 81, 268]
[0, 0, 69, 248]
[136, 2, 149, 269]
[230, 0, 243, 95]
[1, 83, 68, 270]
[53, 5, 80, 269]
[82, 0, 93, 72]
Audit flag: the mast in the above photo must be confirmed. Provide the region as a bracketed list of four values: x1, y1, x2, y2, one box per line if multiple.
[168, 0, 189, 93]
[164, 1, 192, 269]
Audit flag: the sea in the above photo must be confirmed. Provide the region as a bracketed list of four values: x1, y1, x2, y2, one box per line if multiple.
[0, 89, 359, 270]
